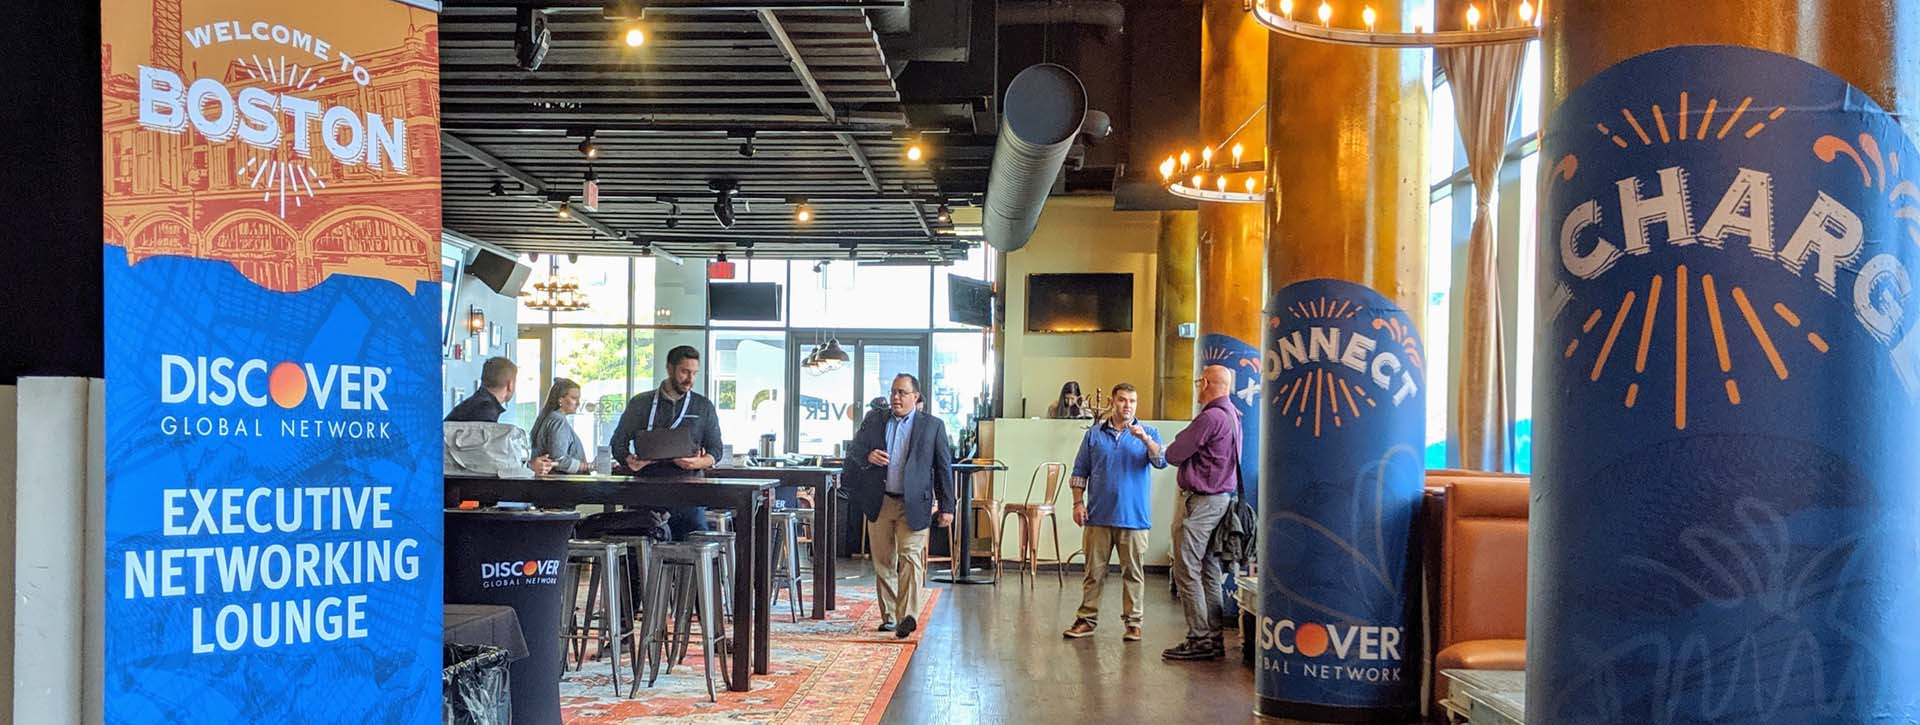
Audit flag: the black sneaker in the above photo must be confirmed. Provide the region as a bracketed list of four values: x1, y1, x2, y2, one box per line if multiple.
[1161, 640, 1213, 661]
[895, 615, 918, 639]
[877, 620, 896, 632]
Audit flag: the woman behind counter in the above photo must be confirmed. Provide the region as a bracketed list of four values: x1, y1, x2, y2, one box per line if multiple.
[1047, 381, 1095, 419]
[531, 378, 591, 474]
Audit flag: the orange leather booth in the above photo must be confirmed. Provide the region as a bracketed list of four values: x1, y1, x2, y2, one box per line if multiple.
[1423, 469, 1529, 707]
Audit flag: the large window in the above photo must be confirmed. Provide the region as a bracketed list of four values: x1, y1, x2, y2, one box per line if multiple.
[516, 254, 993, 454]
[1427, 41, 1542, 471]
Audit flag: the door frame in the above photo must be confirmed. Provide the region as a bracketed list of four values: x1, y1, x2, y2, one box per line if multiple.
[784, 329, 929, 454]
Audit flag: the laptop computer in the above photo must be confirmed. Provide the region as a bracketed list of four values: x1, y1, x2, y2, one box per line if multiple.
[629, 426, 699, 462]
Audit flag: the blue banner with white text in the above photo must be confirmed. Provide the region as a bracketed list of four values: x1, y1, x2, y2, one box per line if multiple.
[102, 1, 443, 721]
[1255, 279, 1424, 716]
[1534, 45, 1920, 723]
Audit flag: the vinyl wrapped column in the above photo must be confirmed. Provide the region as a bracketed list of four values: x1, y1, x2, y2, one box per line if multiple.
[1532, 1, 1920, 721]
[1256, 0, 1428, 719]
[1156, 210, 1198, 419]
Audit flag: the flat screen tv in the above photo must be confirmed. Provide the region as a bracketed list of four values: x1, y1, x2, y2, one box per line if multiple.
[708, 282, 782, 321]
[948, 274, 993, 327]
[1026, 273, 1132, 333]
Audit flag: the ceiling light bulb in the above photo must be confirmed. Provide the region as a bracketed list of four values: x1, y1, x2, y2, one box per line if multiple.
[1160, 157, 1177, 180]
[578, 136, 599, 159]
[1245, 177, 1257, 193]
[1231, 143, 1244, 166]
[1518, 0, 1534, 23]
[906, 144, 924, 161]
[1363, 5, 1377, 30]
[1179, 150, 1192, 169]
[1191, 174, 1203, 188]
[1201, 146, 1214, 165]
[936, 204, 952, 224]
[1466, 3, 1481, 29]
[1317, 1, 1332, 25]
[625, 27, 645, 47]
[557, 205, 571, 219]
[1412, 6, 1430, 32]
[1279, 0, 1293, 17]
[795, 203, 813, 223]
[1216, 176, 1227, 192]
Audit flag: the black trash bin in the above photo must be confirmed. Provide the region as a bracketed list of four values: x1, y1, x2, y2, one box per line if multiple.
[443, 643, 511, 725]
[445, 508, 583, 725]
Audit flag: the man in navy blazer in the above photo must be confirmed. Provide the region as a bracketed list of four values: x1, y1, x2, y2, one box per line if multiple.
[846, 373, 955, 638]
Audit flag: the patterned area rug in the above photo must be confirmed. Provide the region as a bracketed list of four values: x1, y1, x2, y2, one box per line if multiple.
[559, 584, 939, 724]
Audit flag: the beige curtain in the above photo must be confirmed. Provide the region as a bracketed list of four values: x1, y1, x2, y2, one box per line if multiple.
[1438, 42, 1526, 472]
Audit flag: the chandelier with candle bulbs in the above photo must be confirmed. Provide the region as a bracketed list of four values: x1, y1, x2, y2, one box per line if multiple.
[1159, 105, 1267, 205]
[522, 258, 591, 312]
[1247, 0, 1538, 48]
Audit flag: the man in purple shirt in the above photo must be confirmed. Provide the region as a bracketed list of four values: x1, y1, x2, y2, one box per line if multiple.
[1162, 364, 1241, 661]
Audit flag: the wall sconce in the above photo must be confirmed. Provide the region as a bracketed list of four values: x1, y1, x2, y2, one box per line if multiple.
[467, 306, 486, 335]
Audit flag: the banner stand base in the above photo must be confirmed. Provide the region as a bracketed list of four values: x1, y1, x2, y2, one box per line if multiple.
[1255, 698, 1413, 724]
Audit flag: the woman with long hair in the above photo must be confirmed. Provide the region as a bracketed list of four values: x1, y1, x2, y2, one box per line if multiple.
[531, 378, 590, 474]
[1047, 380, 1093, 419]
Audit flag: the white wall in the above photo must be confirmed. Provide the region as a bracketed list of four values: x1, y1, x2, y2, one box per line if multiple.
[1001, 196, 1165, 418]
[977, 418, 1191, 568]
[442, 261, 522, 413]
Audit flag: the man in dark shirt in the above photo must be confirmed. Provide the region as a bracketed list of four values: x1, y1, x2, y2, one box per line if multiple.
[446, 356, 516, 423]
[1162, 364, 1241, 661]
[604, 345, 724, 539]
[445, 356, 553, 475]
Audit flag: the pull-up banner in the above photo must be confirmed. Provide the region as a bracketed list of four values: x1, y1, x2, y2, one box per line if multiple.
[101, 1, 443, 721]
[1534, 45, 1920, 723]
[1256, 279, 1425, 720]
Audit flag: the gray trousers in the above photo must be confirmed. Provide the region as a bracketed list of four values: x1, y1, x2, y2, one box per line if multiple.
[1171, 490, 1230, 641]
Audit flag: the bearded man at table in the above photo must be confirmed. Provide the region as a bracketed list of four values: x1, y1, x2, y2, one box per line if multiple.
[846, 373, 955, 639]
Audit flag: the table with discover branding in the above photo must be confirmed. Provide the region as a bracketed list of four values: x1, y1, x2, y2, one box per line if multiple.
[710, 465, 840, 618]
[444, 473, 779, 692]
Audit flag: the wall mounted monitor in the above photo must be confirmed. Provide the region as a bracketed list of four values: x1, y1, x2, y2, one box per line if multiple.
[948, 274, 994, 327]
[708, 282, 783, 321]
[1026, 273, 1133, 333]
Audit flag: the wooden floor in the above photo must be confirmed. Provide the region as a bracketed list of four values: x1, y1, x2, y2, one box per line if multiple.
[879, 564, 1256, 723]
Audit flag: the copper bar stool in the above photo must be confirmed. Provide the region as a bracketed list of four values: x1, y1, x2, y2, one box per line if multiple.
[998, 461, 1068, 586]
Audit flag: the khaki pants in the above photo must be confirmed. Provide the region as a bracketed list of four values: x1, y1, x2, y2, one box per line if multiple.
[1075, 525, 1148, 626]
[867, 495, 929, 623]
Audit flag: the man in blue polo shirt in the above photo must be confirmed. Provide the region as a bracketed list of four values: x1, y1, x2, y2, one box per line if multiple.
[1062, 382, 1166, 642]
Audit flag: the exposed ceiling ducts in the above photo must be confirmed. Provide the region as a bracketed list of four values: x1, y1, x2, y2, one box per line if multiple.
[983, 63, 1089, 253]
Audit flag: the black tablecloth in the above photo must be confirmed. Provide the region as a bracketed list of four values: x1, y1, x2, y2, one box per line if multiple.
[444, 603, 530, 662]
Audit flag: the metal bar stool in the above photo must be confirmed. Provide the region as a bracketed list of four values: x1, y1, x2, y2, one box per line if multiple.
[998, 461, 1069, 586]
[637, 539, 725, 702]
[685, 530, 736, 621]
[770, 509, 806, 622]
[563, 539, 642, 694]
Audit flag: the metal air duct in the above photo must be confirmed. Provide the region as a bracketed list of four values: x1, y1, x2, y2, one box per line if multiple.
[983, 63, 1088, 253]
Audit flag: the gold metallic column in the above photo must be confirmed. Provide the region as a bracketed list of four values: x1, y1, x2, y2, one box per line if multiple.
[1546, 0, 1915, 112]
[1156, 210, 1199, 419]
[1265, 2, 1427, 317]
[1197, 0, 1270, 354]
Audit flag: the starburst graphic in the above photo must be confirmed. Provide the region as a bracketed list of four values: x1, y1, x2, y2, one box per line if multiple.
[1268, 296, 1411, 438]
[1813, 131, 1920, 248]
[1594, 92, 1786, 148]
[1564, 264, 1830, 430]
[233, 54, 331, 219]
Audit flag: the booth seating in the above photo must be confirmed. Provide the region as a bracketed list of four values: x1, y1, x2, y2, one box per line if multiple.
[1424, 470, 1529, 716]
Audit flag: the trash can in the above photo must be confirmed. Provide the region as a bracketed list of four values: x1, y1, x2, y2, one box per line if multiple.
[443, 643, 512, 725]
[445, 508, 583, 725]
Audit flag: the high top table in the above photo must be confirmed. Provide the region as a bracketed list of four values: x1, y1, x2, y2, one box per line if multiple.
[710, 465, 840, 619]
[1440, 669, 1525, 725]
[445, 474, 778, 692]
[933, 461, 1008, 585]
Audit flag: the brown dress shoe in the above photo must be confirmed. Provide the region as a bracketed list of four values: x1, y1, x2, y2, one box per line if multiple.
[1062, 620, 1096, 638]
[1124, 624, 1142, 641]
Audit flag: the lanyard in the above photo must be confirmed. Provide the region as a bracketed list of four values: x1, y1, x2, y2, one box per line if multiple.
[646, 390, 692, 431]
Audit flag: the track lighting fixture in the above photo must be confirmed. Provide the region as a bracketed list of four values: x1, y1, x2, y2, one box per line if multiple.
[578, 132, 600, 159]
[556, 204, 571, 220]
[488, 179, 506, 197]
[737, 132, 757, 158]
[794, 200, 813, 223]
[624, 26, 645, 47]
[710, 180, 740, 228]
[935, 203, 952, 224]
[665, 203, 681, 229]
